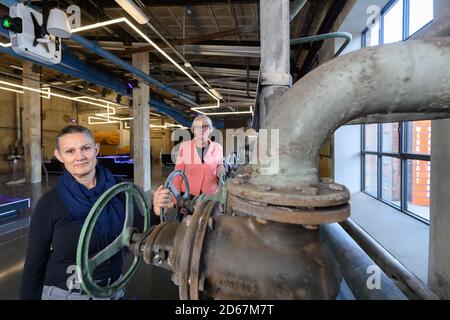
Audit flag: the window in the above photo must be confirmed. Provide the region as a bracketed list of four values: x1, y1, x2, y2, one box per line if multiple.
[365, 124, 378, 151]
[381, 157, 401, 206]
[360, 1, 433, 224]
[406, 160, 430, 220]
[382, 123, 400, 153]
[409, 0, 434, 35]
[362, 0, 434, 46]
[366, 21, 380, 47]
[383, 0, 404, 44]
[405, 121, 431, 155]
[364, 155, 378, 195]
[361, 121, 431, 223]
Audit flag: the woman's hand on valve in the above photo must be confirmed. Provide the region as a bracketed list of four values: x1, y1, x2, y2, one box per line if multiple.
[216, 164, 225, 179]
[153, 185, 175, 216]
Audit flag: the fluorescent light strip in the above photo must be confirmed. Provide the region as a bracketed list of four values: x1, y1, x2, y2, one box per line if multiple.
[41, 87, 51, 99]
[122, 20, 219, 106]
[124, 122, 186, 129]
[88, 116, 119, 124]
[0, 85, 23, 93]
[115, 0, 149, 24]
[93, 113, 184, 128]
[71, 18, 220, 108]
[75, 95, 121, 107]
[10, 85, 53, 99]
[0, 80, 115, 111]
[95, 114, 133, 121]
[195, 110, 253, 116]
[193, 106, 254, 116]
[192, 104, 220, 111]
[71, 18, 127, 33]
[3, 18, 223, 111]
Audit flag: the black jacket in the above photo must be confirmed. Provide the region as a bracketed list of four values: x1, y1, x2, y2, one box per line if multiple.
[20, 184, 158, 300]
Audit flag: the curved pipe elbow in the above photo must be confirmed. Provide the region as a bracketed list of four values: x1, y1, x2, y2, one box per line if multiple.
[253, 38, 450, 188]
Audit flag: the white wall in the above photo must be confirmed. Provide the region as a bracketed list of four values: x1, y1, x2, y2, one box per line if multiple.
[334, 125, 361, 194]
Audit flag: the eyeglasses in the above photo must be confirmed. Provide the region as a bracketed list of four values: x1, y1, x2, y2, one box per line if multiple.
[193, 125, 211, 130]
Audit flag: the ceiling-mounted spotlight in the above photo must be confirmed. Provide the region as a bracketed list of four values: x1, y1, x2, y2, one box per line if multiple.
[47, 8, 71, 38]
[115, 0, 149, 24]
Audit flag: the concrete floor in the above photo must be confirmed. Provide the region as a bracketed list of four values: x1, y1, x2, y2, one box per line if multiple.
[350, 192, 429, 283]
[0, 165, 180, 300]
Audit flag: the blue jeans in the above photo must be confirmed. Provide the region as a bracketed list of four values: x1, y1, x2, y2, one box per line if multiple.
[41, 285, 125, 300]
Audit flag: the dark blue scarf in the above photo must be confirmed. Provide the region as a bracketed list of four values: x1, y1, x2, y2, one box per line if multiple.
[56, 164, 125, 240]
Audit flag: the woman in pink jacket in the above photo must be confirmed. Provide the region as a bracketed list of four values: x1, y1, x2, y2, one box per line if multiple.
[153, 115, 224, 216]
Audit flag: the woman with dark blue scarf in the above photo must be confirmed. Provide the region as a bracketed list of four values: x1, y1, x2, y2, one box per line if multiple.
[20, 125, 142, 300]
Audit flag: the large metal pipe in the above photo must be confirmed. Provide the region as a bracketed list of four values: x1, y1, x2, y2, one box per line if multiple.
[134, 200, 341, 300]
[320, 223, 408, 300]
[258, 0, 291, 126]
[251, 38, 450, 188]
[341, 218, 439, 300]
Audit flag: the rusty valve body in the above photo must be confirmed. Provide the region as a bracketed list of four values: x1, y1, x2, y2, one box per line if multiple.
[131, 200, 342, 300]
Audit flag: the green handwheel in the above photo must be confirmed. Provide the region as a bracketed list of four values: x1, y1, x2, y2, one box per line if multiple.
[76, 182, 150, 298]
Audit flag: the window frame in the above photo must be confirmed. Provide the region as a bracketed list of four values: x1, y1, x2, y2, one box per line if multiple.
[361, 122, 431, 224]
[362, 0, 434, 45]
[360, 0, 433, 224]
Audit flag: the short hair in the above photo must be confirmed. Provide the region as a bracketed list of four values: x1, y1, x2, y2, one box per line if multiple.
[191, 115, 213, 130]
[55, 125, 95, 150]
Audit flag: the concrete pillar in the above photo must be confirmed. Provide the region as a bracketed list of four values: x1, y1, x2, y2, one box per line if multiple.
[22, 61, 42, 184]
[258, 0, 291, 126]
[132, 52, 151, 192]
[162, 128, 172, 154]
[428, 0, 450, 299]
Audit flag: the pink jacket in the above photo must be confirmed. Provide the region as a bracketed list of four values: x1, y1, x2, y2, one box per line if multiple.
[173, 140, 223, 196]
